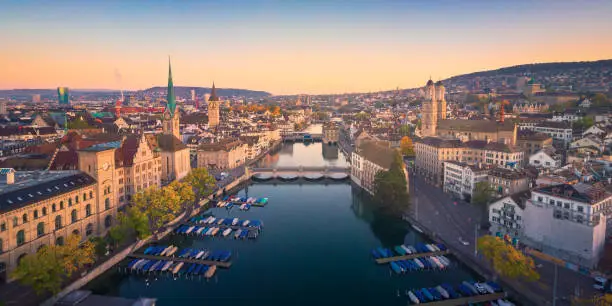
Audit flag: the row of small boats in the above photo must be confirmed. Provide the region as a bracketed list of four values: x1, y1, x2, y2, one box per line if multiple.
[389, 255, 451, 274]
[190, 216, 263, 229]
[143, 245, 232, 262]
[126, 259, 217, 278]
[175, 224, 258, 239]
[216, 201, 252, 210]
[223, 195, 268, 206]
[405, 281, 504, 304]
[372, 243, 446, 260]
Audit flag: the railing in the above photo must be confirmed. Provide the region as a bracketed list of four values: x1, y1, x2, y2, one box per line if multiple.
[250, 166, 350, 173]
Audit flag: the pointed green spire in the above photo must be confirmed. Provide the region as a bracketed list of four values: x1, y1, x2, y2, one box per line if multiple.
[167, 57, 176, 116]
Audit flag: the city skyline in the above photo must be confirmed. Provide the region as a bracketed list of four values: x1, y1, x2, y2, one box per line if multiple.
[1, 0, 611, 95]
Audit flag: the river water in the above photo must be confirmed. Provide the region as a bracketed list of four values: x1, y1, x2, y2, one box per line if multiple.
[87, 126, 477, 305]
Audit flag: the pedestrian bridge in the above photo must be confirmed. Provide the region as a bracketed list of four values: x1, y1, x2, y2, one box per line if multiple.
[249, 166, 350, 181]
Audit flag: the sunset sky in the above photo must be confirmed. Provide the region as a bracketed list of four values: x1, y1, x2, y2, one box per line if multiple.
[1, 0, 611, 95]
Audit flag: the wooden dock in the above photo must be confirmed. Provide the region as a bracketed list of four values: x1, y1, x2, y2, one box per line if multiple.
[375, 250, 450, 264]
[127, 253, 232, 268]
[414, 292, 506, 306]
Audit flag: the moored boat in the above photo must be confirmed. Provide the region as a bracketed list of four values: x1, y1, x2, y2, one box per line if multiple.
[407, 291, 420, 304]
[401, 245, 412, 254]
[435, 285, 449, 299]
[161, 261, 173, 272]
[242, 220, 250, 227]
[222, 228, 232, 236]
[204, 265, 217, 278]
[171, 262, 184, 274]
[232, 218, 239, 226]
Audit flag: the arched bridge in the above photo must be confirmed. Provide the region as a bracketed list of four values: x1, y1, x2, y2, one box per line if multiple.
[249, 166, 350, 181]
[281, 132, 323, 142]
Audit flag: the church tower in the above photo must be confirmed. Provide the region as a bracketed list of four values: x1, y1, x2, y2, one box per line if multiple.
[163, 58, 180, 139]
[421, 79, 437, 137]
[208, 82, 220, 128]
[435, 81, 447, 120]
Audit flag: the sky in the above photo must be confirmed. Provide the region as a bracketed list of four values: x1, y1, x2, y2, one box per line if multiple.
[1, 0, 611, 95]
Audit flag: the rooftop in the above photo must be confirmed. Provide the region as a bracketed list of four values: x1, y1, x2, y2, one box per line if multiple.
[357, 140, 396, 169]
[416, 137, 463, 148]
[437, 119, 515, 132]
[488, 167, 529, 180]
[79, 141, 123, 152]
[0, 170, 95, 213]
[534, 183, 612, 205]
[509, 190, 532, 210]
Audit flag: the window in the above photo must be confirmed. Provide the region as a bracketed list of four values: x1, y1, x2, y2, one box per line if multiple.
[578, 206, 584, 213]
[537, 196, 543, 202]
[75, 196, 79, 204]
[56, 236, 64, 246]
[0, 222, 5, 232]
[0, 238, 3, 253]
[52, 204, 56, 212]
[564, 203, 570, 209]
[89, 191, 93, 199]
[105, 198, 110, 210]
[16, 230, 25, 246]
[71, 209, 77, 223]
[13, 217, 18, 227]
[72, 229, 80, 237]
[83, 193, 87, 201]
[22, 213, 28, 223]
[34, 210, 39, 219]
[60, 201, 64, 210]
[549, 199, 555, 205]
[68, 198, 72, 206]
[104, 215, 112, 228]
[55, 215, 62, 230]
[86, 223, 93, 236]
[42, 207, 47, 216]
[85, 204, 92, 217]
[37, 222, 45, 237]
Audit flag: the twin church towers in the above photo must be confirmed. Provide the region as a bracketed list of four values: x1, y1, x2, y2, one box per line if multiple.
[420, 79, 447, 137]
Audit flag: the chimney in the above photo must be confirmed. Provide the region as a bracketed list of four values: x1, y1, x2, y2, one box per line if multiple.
[1, 168, 15, 185]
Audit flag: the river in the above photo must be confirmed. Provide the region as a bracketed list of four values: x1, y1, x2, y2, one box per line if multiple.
[86, 127, 478, 305]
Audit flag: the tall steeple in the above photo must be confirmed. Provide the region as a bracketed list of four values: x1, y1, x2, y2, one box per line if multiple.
[208, 82, 219, 101]
[166, 57, 176, 116]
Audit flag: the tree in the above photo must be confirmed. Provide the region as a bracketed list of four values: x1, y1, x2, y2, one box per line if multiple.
[400, 136, 415, 156]
[133, 186, 182, 230]
[125, 205, 151, 239]
[478, 235, 539, 281]
[185, 168, 216, 205]
[89, 237, 108, 257]
[399, 124, 411, 137]
[472, 181, 495, 227]
[108, 213, 129, 247]
[11, 246, 65, 295]
[573, 116, 594, 131]
[12, 234, 95, 296]
[168, 180, 195, 210]
[373, 151, 409, 215]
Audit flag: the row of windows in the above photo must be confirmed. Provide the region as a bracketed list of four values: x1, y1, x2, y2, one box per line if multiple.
[1, 195, 96, 231]
[6, 216, 113, 250]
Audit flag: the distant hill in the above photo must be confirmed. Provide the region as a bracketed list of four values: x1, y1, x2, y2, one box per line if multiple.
[0, 86, 271, 99]
[142, 86, 271, 98]
[448, 59, 612, 79]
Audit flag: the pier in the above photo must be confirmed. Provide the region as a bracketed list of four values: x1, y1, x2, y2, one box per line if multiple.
[413, 292, 506, 305]
[182, 222, 261, 231]
[375, 250, 450, 264]
[127, 253, 232, 269]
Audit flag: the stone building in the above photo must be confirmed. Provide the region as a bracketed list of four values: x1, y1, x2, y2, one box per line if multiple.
[207, 83, 220, 128]
[488, 167, 531, 198]
[323, 122, 339, 144]
[197, 138, 247, 170]
[0, 169, 102, 281]
[437, 120, 517, 145]
[443, 161, 490, 201]
[516, 131, 553, 161]
[350, 141, 398, 194]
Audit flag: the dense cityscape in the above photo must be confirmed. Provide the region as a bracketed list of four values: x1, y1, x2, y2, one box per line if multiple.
[2, 1, 612, 306]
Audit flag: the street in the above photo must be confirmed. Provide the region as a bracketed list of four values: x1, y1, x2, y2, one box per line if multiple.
[408, 172, 598, 305]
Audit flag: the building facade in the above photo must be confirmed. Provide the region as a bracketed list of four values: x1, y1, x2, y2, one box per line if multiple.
[351, 141, 398, 195]
[322, 123, 339, 144]
[523, 184, 609, 268]
[420, 80, 438, 137]
[488, 167, 531, 197]
[437, 120, 518, 145]
[516, 131, 552, 160]
[489, 191, 530, 240]
[443, 161, 490, 201]
[0, 170, 105, 281]
[197, 138, 247, 170]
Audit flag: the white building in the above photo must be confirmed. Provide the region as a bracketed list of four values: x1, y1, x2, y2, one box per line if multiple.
[520, 122, 573, 145]
[550, 110, 585, 122]
[529, 148, 562, 169]
[489, 190, 530, 240]
[443, 161, 490, 201]
[522, 183, 609, 268]
[582, 125, 606, 137]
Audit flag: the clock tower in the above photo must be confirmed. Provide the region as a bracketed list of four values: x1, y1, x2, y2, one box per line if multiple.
[208, 82, 220, 128]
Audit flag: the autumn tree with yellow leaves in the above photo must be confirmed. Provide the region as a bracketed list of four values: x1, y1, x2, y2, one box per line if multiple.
[400, 136, 415, 157]
[477, 235, 539, 281]
[12, 234, 95, 296]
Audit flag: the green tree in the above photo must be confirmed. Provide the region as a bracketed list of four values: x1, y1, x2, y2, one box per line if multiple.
[59, 234, 94, 276]
[108, 213, 130, 247]
[125, 205, 151, 239]
[472, 181, 495, 227]
[478, 235, 540, 281]
[573, 116, 594, 131]
[133, 186, 181, 230]
[11, 246, 65, 295]
[399, 125, 411, 137]
[373, 151, 409, 215]
[89, 237, 108, 257]
[185, 168, 216, 205]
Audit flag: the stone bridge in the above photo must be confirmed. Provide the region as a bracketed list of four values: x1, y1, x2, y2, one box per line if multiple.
[280, 132, 323, 142]
[249, 166, 350, 180]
